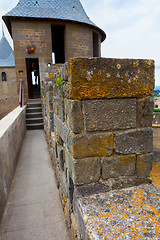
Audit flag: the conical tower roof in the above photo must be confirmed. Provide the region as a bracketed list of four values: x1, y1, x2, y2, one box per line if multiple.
[0, 31, 15, 67]
[3, 0, 106, 41]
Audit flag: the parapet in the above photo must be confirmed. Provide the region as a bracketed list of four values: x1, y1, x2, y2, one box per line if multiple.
[42, 57, 158, 239]
[64, 58, 154, 99]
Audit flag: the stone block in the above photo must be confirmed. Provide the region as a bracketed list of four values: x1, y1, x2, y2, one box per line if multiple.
[65, 145, 101, 185]
[115, 128, 153, 154]
[71, 157, 101, 185]
[72, 133, 114, 159]
[64, 58, 155, 100]
[57, 145, 64, 171]
[54, 115, 69, 143]
[66, 171, 74, 204]
[59, 170, 68, 199]
[53, 96, 64, 122]
[65, 99, 84, 134]
[136, 153, 153, 178]
[83, 98, 136, 131]
[102, 155, 136, 180]
[137, 97, 154, 128]
[64, 146, 73, 171]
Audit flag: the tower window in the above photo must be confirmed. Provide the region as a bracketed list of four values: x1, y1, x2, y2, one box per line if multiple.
[93, 32, 99, 57]
[2, 72, 7, 81]
[51, 25, 65, 64]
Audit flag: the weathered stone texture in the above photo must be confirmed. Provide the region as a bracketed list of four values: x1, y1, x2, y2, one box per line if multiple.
[64, 58, 155, 100]
[83, 98, 136, 131]
[137, 97, 154, 128]
[57, 144, 64, 170]
[65, 147, 100, 186]
[0, 67, 18, 118]
[11, 20, 99, 103]
[74, 184, 160, 240]
[64, 146, 74, 171]
[72, 133, 114, 159]
[54, 114, 69, 143]
[115, 128, 153, 154]
[0, 107, 26, 221]
[102, 155, 136, 180]
[136, 153, 153, 178]
[65, 99, 84, 134]
[65, 23, 95, 60]
[42, 57, 155, 240]
[71, 157, 101, 186]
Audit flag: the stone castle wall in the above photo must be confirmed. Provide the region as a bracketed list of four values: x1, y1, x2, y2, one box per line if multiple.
[0, 67, 18, 119]
[11, 20, 100, 103]
[12, 20, 52, 103]
[42, 57, 155, 239]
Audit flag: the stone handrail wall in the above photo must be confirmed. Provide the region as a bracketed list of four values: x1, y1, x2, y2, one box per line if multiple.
[43, 57, 155, 239]
[0, 106, 26, 221]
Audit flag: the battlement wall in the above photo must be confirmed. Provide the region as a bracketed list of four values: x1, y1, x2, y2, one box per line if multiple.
[42, 57, 155, 239]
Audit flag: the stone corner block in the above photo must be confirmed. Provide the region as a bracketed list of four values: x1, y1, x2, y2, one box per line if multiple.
[137, 97, 154, 128]
[64, 146, 101, 186]
[136, 153, 154, 178]
[66, 58, 155, 100]
[65, 99, 84, 134]
[72, 157, 101, 186]
[102, 154, 136, 180]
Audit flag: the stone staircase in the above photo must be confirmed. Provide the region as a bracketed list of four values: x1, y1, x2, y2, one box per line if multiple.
[26, 99, 44, 130]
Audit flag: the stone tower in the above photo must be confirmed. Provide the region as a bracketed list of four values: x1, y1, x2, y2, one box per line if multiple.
[3, 0, 106, 102]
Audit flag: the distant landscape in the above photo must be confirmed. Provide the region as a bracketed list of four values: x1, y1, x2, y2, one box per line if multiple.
[152, 88, 160, 98]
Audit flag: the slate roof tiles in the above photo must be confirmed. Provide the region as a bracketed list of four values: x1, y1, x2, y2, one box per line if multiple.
[3, 0, 106, 41]
[0, 34, 15, 67]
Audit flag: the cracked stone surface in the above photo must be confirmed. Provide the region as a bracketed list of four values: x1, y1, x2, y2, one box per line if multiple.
[0, 130, 70, 240]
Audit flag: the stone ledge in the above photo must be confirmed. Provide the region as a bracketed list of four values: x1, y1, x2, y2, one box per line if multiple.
[64, 58, 155, 100]
[0, 106, 26, 137]
[74, 183, 160, 240]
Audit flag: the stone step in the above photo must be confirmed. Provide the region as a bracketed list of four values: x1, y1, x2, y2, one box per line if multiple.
[27, 98, 41, 103]
[26, 123, 44, 130]
[26, 112, 43, 118]
[26, 99, 44, 130]
[26, 107, 42, 113]
[26, 118, 43, 124]
[27, 102, 42, 108]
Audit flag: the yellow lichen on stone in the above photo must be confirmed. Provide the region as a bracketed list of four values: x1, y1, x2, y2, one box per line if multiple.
[72, 133, 114, 159]
[82, 185, 160, 239]
[117, 64, 121, 69]
[133, 61, 138, 67]
[67, 58, 155, 100]
[147, 60, 153, 66]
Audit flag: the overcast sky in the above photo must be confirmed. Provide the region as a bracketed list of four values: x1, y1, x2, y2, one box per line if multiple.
[0, 0, 160, 85]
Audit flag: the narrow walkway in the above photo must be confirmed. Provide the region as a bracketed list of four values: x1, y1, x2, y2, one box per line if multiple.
[0, 130, 70, 240]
